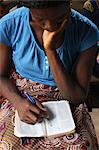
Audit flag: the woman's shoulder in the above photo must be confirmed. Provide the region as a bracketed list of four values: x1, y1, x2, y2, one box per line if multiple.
[0, 7, 30, 47]
[65, 9, 99, 52]
[71, 9, 97, 29]
[71, 9, 98, 41]
[0, 7, 29, 25]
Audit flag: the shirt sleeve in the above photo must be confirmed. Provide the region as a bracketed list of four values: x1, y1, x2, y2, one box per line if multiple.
[0, 21, 11, 47]
[80, 22, 99, 51]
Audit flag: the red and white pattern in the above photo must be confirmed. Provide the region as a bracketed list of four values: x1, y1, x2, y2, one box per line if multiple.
[0, 70, 98, 150]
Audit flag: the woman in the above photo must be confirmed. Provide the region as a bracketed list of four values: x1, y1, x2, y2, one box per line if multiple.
[0, 0, 98, 149]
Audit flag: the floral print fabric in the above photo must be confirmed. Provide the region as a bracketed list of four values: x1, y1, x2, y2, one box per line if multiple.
[0, 70, 98, 150]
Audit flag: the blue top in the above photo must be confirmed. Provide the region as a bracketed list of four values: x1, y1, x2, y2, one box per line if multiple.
[0, 7, 99, 86]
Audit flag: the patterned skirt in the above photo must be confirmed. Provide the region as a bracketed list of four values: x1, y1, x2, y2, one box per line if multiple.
[0, 70, 98, 150]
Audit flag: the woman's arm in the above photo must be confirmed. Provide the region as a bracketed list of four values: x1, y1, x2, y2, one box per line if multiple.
[45, 45, 97, 105]
[0, 43, 22, 106]
[0, 43, 48, 124]
[43, 25, 97, 105]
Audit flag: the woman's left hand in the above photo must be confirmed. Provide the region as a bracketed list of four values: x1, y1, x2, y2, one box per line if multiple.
[43, 19, 67, 51]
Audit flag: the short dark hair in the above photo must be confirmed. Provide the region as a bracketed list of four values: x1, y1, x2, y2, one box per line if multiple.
[19, 0, 70, 9]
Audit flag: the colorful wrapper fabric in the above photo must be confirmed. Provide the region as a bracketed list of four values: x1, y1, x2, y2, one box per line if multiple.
[0, 70, 98, 150]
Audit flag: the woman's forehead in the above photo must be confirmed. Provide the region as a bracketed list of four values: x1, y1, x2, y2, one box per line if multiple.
[21, 0, 70, 9]
[30, 4, 70, 20]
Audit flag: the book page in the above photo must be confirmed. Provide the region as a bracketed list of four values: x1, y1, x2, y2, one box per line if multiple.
[43, 100, 75, 137]
[14, 111, 46, 137]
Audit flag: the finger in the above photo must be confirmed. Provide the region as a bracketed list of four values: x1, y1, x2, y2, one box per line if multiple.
[36, 101, 49, 118]
[36, 100, 47, 112]
[24, 119, 36, 125]
[37, 117, 44, 123]
[25, 111, 38, 124]
[26, 111, 44, 124]
[24, 116, 44, 124]
[30, 100, 49, 118]
[29, 104, 41, 115]
[56, 18, 67, 33]
[29, 103, 49, 119]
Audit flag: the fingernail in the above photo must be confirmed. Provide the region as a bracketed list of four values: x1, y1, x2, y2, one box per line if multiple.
[42, 107, 47, 111]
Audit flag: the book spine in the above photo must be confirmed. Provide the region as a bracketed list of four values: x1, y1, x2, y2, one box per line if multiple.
[44, 119, 47, 137]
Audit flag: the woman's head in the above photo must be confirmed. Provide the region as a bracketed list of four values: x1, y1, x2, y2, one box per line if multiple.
[21, 0, 71, 31]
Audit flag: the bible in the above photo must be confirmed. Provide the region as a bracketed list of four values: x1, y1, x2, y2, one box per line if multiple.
[14, 100, 75, 138]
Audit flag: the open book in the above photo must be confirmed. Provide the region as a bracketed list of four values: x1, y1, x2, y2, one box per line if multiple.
[14, 100, 75, 138]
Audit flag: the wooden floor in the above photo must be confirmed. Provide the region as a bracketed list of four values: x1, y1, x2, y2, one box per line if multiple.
[90, 109, 99, 145]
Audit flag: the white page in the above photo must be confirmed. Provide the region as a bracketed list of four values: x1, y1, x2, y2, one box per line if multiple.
[43, 101, 75, 137]
[55, 101, 75, 131]
[14, 111, 46, 137]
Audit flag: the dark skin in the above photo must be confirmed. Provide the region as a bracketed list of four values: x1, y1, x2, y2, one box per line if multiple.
[30, 5, 70, 48]
[0, 4, 97, 124]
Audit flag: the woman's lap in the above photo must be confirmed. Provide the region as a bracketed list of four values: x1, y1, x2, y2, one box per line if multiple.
[0, 70, 98, 150]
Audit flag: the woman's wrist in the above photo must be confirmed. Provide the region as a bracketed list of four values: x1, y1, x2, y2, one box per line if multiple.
[45, 48, 56, 56]
[10, 94, 23, 109]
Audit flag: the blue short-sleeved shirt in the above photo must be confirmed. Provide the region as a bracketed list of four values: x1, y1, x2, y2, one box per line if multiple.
[0, 7, 98, 86]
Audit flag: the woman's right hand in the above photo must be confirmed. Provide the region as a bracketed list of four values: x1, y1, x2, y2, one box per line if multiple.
[16, 97, 48, 124]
